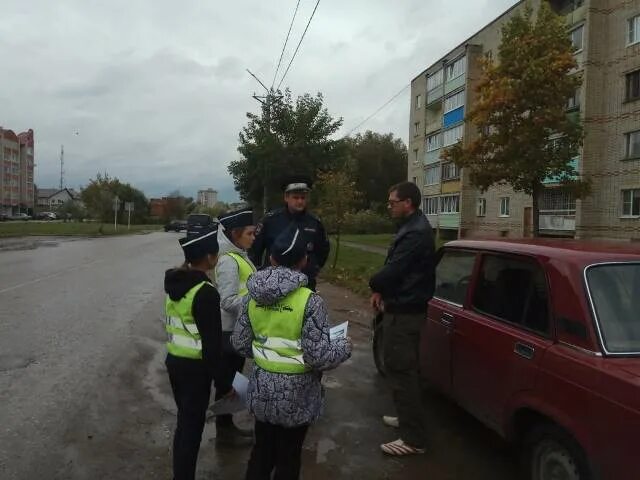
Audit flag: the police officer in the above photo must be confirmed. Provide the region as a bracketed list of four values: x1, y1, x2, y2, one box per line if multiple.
[164, 227, 229, 480]
[249, 174, 330, 291]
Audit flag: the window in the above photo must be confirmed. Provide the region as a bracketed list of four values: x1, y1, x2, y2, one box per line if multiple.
[424, 196, 439, 215]
[441, 162, 460, 181]
[540, 188, 576, 214]
[622, 189, 640, 216]
[570, 25, 584, 51]
[440, 195, 460, 214]
[426, 132, 442, 152]
[415, 94, 423, 109]
[485, 50, 493, 63]
[500, 197, 510, 217]
[628, 15, 640, 45]
[413, 149, 419, 164]
[567, 87, 581, 110]
[427, 69, 444, 91]
[586, 263, 640, 353]
[443, 124, 464, 147]
[444, 90, 466, 113]
[626, 70, 640, 102]
[412, 176, 418, 185]
[477, 198, 487, 217]
[425, 164, 440, 185]
[414, 122, 420, 137]
[434, 250, 476, 305]
[625, 130, 640, 158]
[446, 56, 466, 81]
[472, 255, 550, 334]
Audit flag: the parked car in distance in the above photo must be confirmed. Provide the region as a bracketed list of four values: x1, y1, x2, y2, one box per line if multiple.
[186, 213, 214, 236]
[373, 239, 640, 480]
[9, 213, 31, 221]
[164, 219, 187, 232]
[34, 212, 57, 221]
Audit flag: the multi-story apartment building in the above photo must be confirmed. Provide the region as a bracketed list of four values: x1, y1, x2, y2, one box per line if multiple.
[409, 0, 640, 241]
[197, 188, 218, 208]
[0, 127, 34, 215]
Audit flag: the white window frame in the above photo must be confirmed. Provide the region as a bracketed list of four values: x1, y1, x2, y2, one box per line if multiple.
[626, 70, 640, 102]
[440, 195, 460, 214]
[628, 15, 640, 46]
[567, 87, 581, 110]
[426, 132, 442, 152]
[499, 197, 511, 217]
[441, 162, 460, 181]
[570, 25, 584, 52]
[414, 122, 420, 137]
[443, 124, 464, 147]
[626, 130, 640, 158]
[622, 189, 640, 217]
[446, 56, 466, 81]
[477, 198, 487, 217]
[444, 90, 466, 114]
[413, 149, 419, 164]
[415, 94, 423, 109]
[424, 164, 441, 186]
[427, 70, 444, 91]
[424, 196, 439, 215]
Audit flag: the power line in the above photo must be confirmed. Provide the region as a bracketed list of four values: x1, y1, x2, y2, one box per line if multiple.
[271, 0, 302, 90]
[343, 84, 410, 137]
[276, 0, 321, 91]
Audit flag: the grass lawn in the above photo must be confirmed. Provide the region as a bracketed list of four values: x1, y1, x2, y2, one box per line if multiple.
[340, 233, 394, 248]
[320, 240, 385, 296]
[0, 222, 162, 238]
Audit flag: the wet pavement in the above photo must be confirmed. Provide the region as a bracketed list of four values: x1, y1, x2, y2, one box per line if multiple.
[0, 233, 518, 479]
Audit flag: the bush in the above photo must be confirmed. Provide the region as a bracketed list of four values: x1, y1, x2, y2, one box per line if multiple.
[341, 210, 394, 235]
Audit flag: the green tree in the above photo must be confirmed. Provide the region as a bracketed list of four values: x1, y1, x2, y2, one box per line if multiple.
[345, 131, 407, 212]
[229, 90, 346, 213]
[315, 169, 362, 269]
[57, 200, 87, 222]
[81, 173, 149, 224]
[443, 2, 589, 237]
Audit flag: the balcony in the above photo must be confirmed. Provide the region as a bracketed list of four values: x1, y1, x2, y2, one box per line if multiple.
[543, 156, 580, 184]
[445, 75, 465, 95]
[438, 213, 461, 229]
[427, 86, 443, 105]
[539, 213, 576, 233]
[425, 148, 442, 165]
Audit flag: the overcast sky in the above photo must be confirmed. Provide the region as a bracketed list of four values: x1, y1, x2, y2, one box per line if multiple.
[1, 0, 517, 201]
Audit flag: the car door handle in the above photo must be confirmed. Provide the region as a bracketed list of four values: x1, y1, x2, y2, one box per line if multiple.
[514, 342, 535, 360]
[440, 312, 454, 328]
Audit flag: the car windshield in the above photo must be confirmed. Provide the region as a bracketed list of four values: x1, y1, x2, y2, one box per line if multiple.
[586, 263, 640, 354]
[187, 214, 210, 225]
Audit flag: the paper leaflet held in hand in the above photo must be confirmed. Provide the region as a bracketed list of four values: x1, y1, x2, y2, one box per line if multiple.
[329, 321, 348, 341]
[209, 372, 249, 416]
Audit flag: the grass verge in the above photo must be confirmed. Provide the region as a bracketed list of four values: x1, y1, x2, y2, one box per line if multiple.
[320, 240, 385, 296]
[340, 234, 394, 248]
[0, 222, 162, 238]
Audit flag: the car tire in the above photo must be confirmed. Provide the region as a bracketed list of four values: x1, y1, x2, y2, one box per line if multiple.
[372, 314, 386, 377]
[523, 424, 592, 480]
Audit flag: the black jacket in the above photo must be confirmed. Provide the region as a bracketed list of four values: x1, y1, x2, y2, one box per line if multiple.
[249, 206, 330, 288]
[164, 268, 223, 383]
[369, 210, 436, 314]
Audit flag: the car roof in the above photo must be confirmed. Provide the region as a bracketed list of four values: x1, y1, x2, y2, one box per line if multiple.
[446, 238, 640, 267]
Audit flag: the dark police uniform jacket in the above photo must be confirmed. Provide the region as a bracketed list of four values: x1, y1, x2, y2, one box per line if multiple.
[249, 207, 330, 290]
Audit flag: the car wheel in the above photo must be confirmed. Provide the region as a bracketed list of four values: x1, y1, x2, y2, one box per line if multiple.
[524, 425, 592, 480]
[372, 315, 386, 377]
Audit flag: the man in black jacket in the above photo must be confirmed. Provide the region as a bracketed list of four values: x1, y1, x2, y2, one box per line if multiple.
[369, 181, 436, 456]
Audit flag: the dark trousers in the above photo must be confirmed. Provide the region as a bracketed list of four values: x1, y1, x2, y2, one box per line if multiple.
[383, 312, 427, 448]
[245, 420, 309, 480]
[214, 331, 246, 427]
[166, 354, 212, 480]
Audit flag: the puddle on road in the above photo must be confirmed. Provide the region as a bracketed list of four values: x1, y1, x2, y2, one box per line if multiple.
[315, 438, 337, 464]
[0, 354, 36, 372]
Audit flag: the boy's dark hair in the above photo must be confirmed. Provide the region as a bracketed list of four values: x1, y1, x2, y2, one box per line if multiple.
[389, 181, 421, 209]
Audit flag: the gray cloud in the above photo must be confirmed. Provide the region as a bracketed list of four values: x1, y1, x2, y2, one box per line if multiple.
[0, 0, 517, 201]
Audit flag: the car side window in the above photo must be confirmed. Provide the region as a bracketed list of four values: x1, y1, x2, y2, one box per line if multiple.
[472, 254, 550, 335]
[434, 250, 477, 306]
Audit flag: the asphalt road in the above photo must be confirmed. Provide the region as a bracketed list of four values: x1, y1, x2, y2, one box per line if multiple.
[0, 233, 518, 479]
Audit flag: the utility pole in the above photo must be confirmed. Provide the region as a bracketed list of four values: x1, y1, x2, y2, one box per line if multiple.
[246, 69, 283, 215]
[59, 145, 64, 190]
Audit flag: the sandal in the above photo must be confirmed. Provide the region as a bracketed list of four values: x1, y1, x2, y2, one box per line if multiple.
[380, 439, 425, 456]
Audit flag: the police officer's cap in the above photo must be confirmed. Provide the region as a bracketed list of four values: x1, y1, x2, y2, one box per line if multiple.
[281, 174, 313, 193]
[218, 207, 254, 231]
[271, 223, 307, 267]
[179, 226, 219, 262]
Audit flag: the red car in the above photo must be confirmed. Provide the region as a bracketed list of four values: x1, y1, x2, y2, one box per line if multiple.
[414, 239, 640, 480]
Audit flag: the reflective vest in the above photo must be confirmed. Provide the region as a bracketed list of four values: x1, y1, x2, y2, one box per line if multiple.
[248, 287, 313, 374]
[224, 252, 256, 297]
[165, 281, 211, 359]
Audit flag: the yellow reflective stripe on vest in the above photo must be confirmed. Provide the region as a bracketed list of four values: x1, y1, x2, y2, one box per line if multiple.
[226, 252, 255, 297]
[252, 343, 305, 366]
[169, 333, 202, 350]
[166, 316, 200, 335]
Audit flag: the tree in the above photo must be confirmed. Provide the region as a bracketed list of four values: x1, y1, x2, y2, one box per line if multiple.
[81, 173, 149, 224]
[57, 200, 87, 222]
[443, 2, 589, 236]
[315, 168, 362, 269]
[229, 90, 346, 213]
[345, 131, 408, 212]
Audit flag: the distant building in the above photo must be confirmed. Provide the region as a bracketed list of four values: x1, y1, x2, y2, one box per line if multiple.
[36, 188, 79, 209]
[0, 127, 34, 215]
[149, 198, 168, 218]
[229, 201, 249, 211]
[197, 188, 218, 208]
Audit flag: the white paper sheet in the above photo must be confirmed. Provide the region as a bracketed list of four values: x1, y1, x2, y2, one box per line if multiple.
[329, 321, 348, 341]
[209, 372, 249, 416]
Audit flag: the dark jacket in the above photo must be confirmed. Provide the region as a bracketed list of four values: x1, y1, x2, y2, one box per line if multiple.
[249, 207, 330, 289]
[369, 210, 436, 314]
[164, 268, 223, 383]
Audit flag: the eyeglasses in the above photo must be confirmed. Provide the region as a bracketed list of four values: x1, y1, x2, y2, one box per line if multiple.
[387, 199, 404, 206]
